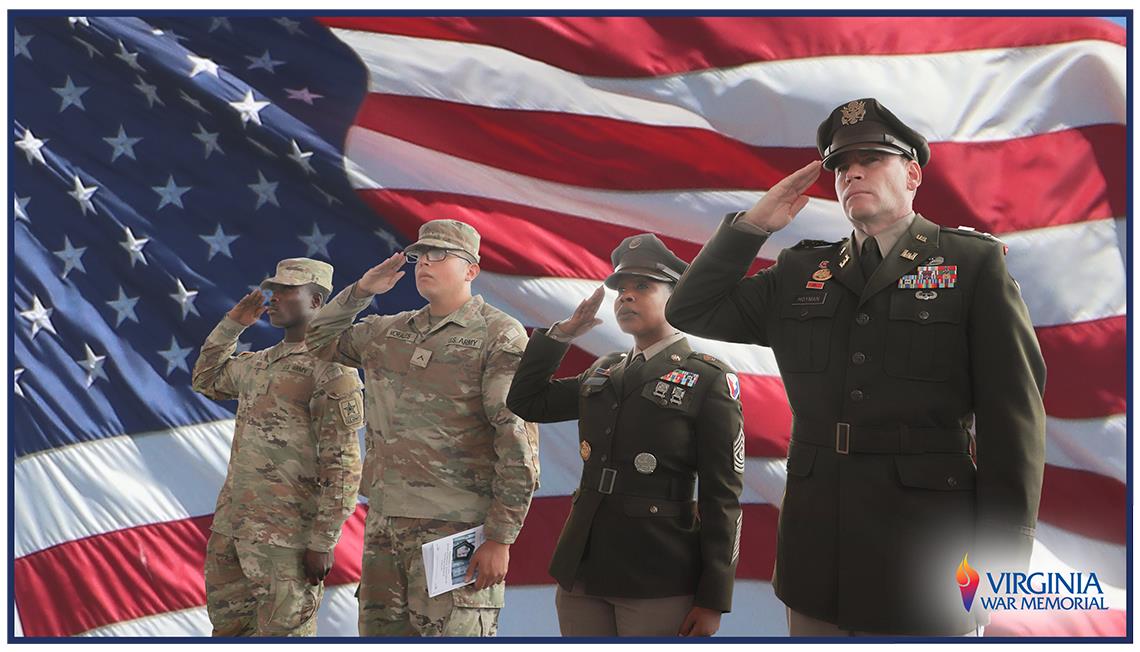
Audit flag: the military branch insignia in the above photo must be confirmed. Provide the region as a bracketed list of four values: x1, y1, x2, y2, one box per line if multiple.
[338, 395, 364, 428]
[840, 100, 866, 125]
[580, 440, 591, 461]
[898, 265, 958, 289]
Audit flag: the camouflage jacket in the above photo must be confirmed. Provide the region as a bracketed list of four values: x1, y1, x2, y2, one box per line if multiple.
[192, 317, 364, 552]
[306, 286, 539, 544]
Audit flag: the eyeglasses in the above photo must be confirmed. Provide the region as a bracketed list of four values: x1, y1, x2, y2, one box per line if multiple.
[404, 248, 474, 264]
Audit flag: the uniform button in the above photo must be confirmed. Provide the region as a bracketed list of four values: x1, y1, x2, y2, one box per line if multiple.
[918, 310, 930, 321]
[946, 476, 958, 488]
[855, 313, 870, 325]
[600, 454, 608, 462]
[649, 505, 659, 514]
[604, 427, 612, 434]
[850, 389, 865, 402]
[611, 402, 619, 409]
[851, 352, 866, 365]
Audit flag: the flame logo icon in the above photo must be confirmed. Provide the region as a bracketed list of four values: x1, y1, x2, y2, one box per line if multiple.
[956, 553, 980, 612]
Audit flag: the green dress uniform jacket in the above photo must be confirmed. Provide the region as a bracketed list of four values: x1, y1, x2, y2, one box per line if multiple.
[507, 329, 744, 613]
[665, 212, 1046, 634]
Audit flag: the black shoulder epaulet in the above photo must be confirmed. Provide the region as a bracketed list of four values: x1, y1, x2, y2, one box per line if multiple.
[686, 351, 733, 373]
[940, 226, 1009, 254]
[791, 239, 843, 250]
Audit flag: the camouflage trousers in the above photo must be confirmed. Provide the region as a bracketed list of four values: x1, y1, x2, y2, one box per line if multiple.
[204, 531, 323, 637]
[358, 516, 503, 637]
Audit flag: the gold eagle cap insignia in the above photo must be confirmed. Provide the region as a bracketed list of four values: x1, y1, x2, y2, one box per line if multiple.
[841, 100, 866, 125]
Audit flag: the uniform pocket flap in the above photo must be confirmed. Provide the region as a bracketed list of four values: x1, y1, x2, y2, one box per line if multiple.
[895, 454, 976, 491]
[785, 441, 818, 477]
[889, 290, 962, 324]
[620, 495, 686, 518]
[780, 297, 841, 321]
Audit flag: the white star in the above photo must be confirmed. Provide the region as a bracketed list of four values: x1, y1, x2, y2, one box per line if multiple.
[152, 175, 191, 210]
[14, 196, 31, 222]
[75, 343, 109, 387]
[53, 236, 87, 279]
[287, 140, 315, 175]
[120, 227, 150, 268]
[68, 174, 98, 216]
[298, 223, 335, 258]
[103, 124, 142, 162]
[114, 40, 145, 71]
[284, 87, 323, 105]
[179, 89, 209, 114]
[192, 123, 223, 158]
[106, 286, 140, 327]
[273, 17, 305, 35]
[19, 294, 57, 339]
[52, 76, 90, 112]
[200, 224, 239, 260]
[170, 278, 200, 320]
[209, 17, 233, 33]
[158, 337, 193, 377]
[375, 229, 400, 252]
[14, 29, 33, 60]
[153, 27, 189, 42]
[68, 17, 90, 28]
[72, 37, 102, 58]
[187, 54, 220, 78]
[133, 76, 163, 108]
[228, 90, 270, 127]
[247, 171, 279, 209]
[14, 368, 26, 398]
[246, 50, 285, 73]
[313, 185, 341, 206]
[15, 128, 48, 166]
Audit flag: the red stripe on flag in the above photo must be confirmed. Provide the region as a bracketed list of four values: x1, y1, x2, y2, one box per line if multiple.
[507, 496, 779, 585]
[358, 188, 773, 280]
[1037, 316, 1126, 419]
[1038, 465, 1125, 545]
[318, 17, 1124, 77]
[14, 507, 367, 637]
[355, 94, 1125, 232]
[986, 609, 1126, 637]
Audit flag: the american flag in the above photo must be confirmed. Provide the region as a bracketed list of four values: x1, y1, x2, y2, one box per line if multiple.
[11, 15, 1127, 637]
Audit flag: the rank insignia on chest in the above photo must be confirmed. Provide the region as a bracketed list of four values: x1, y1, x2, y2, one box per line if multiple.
[660, 369, 699, 387]
[898, 265, 958, 289]
[410, 347, 432, 368]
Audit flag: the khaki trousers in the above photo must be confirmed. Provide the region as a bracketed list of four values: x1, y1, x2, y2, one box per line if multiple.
[787, 608, 983, 637]
[555, 580, 694, 637]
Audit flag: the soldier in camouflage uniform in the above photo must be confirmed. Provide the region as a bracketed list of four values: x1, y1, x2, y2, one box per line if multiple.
[306, 220, 539, 637]
[192, 258, 364, 637]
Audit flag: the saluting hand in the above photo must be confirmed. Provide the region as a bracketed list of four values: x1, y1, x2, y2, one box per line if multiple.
[226, 289, 268, 326]
[352, 252, 407, 298]
[739, 160, 823, 232]
[551, 285, 605, 340]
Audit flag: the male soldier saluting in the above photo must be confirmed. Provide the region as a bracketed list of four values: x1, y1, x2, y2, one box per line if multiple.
[666, 99, 1046, 636]
[192, 258, 364, 637]
[305, 219, 539, 637]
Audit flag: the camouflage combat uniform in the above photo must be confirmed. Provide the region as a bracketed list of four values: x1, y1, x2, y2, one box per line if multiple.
[306, 287, 539, 637]
[192, 316, 364, 637]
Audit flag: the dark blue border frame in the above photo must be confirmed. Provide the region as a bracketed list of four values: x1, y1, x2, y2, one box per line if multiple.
[7, 7, 1132, 644]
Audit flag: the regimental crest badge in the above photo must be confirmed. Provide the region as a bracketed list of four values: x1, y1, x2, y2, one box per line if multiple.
[841, 100, 866, 125]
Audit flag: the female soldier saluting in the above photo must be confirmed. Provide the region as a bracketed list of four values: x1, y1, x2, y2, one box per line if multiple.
[507, 234, 745, 637]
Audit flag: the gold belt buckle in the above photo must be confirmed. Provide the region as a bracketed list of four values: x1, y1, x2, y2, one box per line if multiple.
[836, 422, 851, 455]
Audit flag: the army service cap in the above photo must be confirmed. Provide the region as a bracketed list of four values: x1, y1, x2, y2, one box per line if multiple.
[604, 234, 688, 289]
[817, 98, 931, 170]
[403, 219, 481, 263]
[261, 257, 334, 293]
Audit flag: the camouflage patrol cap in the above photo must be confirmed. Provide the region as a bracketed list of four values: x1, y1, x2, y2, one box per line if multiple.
[604, 234, 688, 289]
[260, 257, 334, 293]
[817, 98, 931, 170]
[403, 219, 481, 263]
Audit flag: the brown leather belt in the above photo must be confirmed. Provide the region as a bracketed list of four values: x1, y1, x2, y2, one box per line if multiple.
[792, 419, 972, 455]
